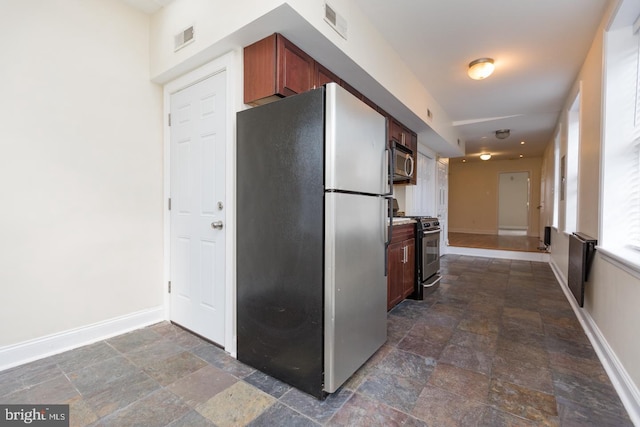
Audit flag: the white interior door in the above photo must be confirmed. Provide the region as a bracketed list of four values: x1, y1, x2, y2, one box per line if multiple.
[498, 171, 530, 235]
[437, 160, 448, 249]
[170, 71, 226, 345]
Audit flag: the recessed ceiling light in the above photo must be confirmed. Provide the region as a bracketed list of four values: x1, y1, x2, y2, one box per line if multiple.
[480, 153, 491, 161]
[519, 154, 524, 158]
[462, 159, 466, 163]
[520, 141, 525, 145]
[468, 58, 495, 80]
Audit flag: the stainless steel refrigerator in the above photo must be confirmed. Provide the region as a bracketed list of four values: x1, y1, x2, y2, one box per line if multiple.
[236, 83, 389, 398]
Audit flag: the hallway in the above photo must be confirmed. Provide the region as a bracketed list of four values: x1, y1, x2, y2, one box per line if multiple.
[0, 255, 632, 426]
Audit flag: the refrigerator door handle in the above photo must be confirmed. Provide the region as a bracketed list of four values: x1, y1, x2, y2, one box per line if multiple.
[384, 146, 393, 196]
[385, 197, 393, 247]
[384, 196, 393, 276]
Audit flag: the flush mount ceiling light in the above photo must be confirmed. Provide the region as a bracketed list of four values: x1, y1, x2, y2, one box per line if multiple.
[468, 58, 495, 80]
[480, 153, 492, 161]
[495, 129, 510, 139]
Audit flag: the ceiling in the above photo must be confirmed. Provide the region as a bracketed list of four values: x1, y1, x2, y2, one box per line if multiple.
[351, 0, 609, 162]
[125, 0, 609, 162]
[121, 0, 173, 14]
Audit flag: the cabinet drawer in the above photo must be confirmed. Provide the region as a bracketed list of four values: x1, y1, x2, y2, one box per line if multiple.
[390, 223, 415, 243]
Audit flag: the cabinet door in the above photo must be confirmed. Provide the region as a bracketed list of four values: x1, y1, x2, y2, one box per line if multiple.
[315, 62, 340, 88]
[387, 241, 404, 310]
[243, 34, 278, 105]
[277, 35, 314, 97]
[402, 238, 416, 298]
[390, 119, 404, 145]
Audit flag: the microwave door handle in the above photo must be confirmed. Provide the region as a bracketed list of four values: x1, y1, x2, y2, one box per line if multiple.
[405, 155, 415, 178]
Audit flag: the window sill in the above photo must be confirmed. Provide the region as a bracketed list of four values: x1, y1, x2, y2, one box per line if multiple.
[597, 246, 640, 280]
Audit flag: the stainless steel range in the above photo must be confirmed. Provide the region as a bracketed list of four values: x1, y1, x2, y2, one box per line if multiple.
[396, 216, 442, 299]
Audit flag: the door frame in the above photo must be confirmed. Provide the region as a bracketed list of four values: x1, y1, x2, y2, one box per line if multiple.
[163, 51, 240, 356]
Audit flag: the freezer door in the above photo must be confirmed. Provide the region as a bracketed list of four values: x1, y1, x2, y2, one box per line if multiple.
[324, 192, 387, 392]
[325, 83, 388, 195]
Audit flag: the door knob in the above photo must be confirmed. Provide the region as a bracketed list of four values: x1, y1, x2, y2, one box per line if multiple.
[211, 221, 224, 230]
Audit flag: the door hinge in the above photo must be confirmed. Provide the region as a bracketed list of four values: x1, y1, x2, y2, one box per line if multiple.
[168, 198, 172, 211]
[168, 113, 171, 126]
[168, 281, 171, 293]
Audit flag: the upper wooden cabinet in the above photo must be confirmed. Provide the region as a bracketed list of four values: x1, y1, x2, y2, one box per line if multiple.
[243, 33, 418, 185]
[314, 62, 340, 88]
[390, 119, 411, 147]
[244, 33, 314, 106]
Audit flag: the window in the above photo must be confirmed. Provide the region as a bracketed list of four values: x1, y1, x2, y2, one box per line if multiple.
[552, 128, 561, 228]
[565, 91, 581, 233]
[601, 4, 640, 269]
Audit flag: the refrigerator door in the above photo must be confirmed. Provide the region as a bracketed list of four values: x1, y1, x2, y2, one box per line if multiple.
[324, 192, 387, 392]
[236, 88, 326, 398]
[325, 83, 388, 195]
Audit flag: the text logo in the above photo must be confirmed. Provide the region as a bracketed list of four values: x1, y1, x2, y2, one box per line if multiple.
[0, 405, 69, 426]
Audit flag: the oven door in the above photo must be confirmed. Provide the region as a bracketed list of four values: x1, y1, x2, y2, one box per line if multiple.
[421, 229, 440, 281]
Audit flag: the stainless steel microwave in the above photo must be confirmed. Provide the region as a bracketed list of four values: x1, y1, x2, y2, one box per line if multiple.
[393, 142, 414, 181]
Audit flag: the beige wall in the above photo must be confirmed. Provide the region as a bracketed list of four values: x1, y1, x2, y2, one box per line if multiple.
[149, 0, 463, 155]
[543, 0, 640, 404]
[449, 157, 542, 236]
[0, 0, 164, 346]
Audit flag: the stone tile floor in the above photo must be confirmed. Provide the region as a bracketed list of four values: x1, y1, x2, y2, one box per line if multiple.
[0, 255, 634, 426]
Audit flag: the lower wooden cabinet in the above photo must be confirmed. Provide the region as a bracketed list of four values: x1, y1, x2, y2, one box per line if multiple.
[387, 223, 416, 311]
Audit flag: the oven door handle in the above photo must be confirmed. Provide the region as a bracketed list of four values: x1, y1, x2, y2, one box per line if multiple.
[422, 229, 441, 236]
[423, 275, 442, 288]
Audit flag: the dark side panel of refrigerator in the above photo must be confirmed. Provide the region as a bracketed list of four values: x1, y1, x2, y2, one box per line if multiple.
[236, 89, 326, 397]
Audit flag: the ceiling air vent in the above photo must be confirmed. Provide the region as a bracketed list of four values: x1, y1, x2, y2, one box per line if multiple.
[324, 2, 347, 40]
[174, 25, 195, 52]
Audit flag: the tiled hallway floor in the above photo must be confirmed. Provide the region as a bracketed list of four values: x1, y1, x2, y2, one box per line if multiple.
[0, 255, 634, 426]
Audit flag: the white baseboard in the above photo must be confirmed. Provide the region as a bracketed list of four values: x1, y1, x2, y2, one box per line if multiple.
[0, 306, 165, 372]
[446, 245, 550, 262]
[548, 259, 640, 426]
